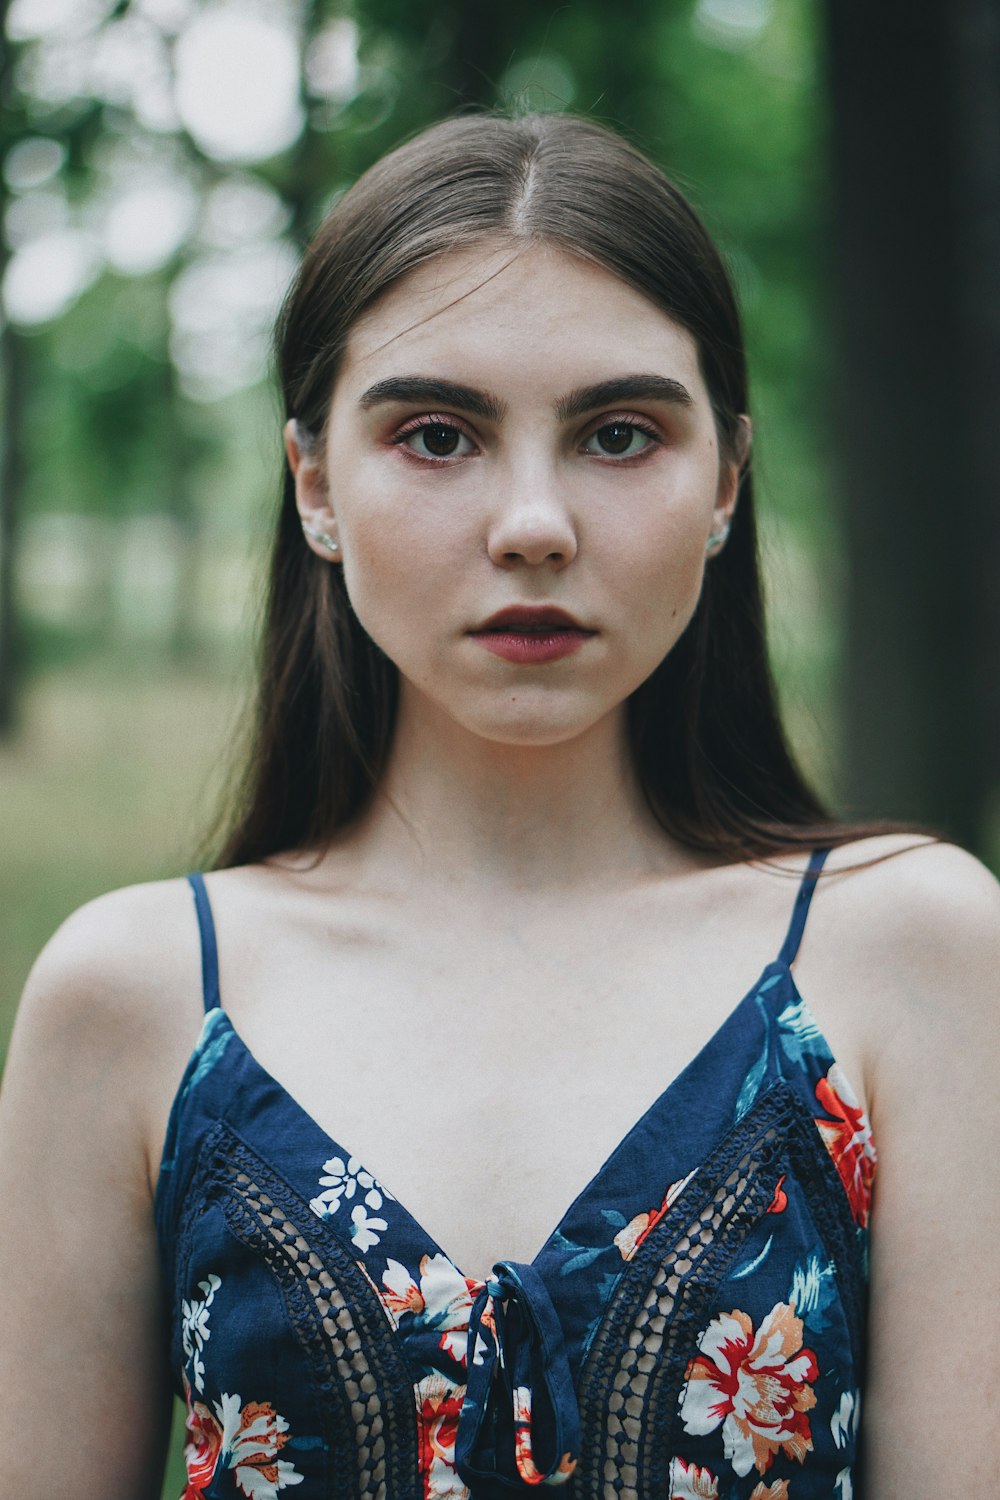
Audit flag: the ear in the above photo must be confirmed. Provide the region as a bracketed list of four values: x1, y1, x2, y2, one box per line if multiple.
[284, 419, 341, 560]
[710, 414, 752, 538]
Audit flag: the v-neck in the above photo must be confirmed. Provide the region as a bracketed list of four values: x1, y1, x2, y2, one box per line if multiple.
[161, 953, 840, 1286]
[158, 850, 877, 1500]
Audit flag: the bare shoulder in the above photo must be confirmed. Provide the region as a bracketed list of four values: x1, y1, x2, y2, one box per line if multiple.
[810, 834, 1000, 1095]
[819, 833, 999, 979]
[5, 877, 206, 1174]
[16, 875, 203, 1049]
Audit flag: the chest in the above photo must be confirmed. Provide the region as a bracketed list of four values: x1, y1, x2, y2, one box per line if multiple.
[196, 895, 846, 1282]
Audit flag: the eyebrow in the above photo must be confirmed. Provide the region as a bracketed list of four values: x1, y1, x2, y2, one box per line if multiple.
[357, 372, 694, 423]
[556, 374, 694, 420]
[358, 377, 506, 422]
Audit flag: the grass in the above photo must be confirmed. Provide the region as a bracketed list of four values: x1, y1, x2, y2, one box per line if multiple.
[0, 660, 247, 1498]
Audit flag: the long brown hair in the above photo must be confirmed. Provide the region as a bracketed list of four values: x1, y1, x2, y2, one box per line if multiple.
[211, 112, 911, 868]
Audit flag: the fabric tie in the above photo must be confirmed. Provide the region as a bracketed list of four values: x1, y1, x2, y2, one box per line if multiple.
[455, 1260, 580, 1493]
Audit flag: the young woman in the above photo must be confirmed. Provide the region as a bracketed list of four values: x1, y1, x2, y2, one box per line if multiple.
[1, 113, 996, 1500]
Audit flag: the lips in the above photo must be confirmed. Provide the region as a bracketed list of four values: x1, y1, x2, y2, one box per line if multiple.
[472, 605, 592, 633]
[468, 605, 595, 664]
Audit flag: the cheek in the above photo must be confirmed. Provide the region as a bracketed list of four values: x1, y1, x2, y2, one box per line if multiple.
[337, 504, 462, 660]
[623, 513, 709, 641]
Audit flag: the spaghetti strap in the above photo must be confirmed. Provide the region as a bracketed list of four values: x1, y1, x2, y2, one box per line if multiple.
[777, 847, 831, 967]
[186, 873, 221, 1014]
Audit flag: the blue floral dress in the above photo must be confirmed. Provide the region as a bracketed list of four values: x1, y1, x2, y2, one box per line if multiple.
[155, 848, 874, 1500]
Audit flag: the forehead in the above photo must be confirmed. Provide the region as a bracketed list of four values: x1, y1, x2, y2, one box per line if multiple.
[335, 241, 706, 399]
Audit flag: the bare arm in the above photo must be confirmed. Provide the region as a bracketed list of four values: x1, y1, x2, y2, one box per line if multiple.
[0, 882, 202, 1498]
[856, 843, 1000, 1492]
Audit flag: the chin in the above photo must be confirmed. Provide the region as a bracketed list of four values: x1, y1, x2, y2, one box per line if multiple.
[454, 698, 621, 750]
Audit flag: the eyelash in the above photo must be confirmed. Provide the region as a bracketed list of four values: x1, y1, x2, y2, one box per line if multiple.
[388, 412, 664, 464]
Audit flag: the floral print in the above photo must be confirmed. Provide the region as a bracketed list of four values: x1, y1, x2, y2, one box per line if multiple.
[310, 1154, 394, 1250]
[613, 1169, 696, 1261]
[668, 1457, 720, 1497]
[180, 1276, 304, 1499]
[381, 1253, 481, 1365]
[183, 1385, 304, 1498]
[830, 1389, 860, 1451]
[167, 853, 869, 1497]
[813, 1065, 877, 1227]
[680, 1302, 818, 1478]
[181, 1273, 221, 1394]
[416, 1373, 467, 1499]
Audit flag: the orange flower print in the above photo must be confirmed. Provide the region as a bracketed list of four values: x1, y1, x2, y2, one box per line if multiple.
[813, 1064, 877, 1228]
[381, 1253, 481, 1366]
[614, 1169, 697, 1261]
[181, 1380, 304, 1498]
[416, 1373, 468, 1499]
[667, 1456, 719, 1497]
[679, 1302, 818, 1478]
[510, 1384, 576, 1486]
[750, 1482, 791, 1499]
[182, 1384, 224, 1496]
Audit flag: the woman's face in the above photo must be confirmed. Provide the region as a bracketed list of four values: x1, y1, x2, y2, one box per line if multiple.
[288, 241, 744, 752]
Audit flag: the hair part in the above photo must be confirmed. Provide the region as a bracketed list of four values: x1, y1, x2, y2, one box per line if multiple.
[207, 110, 919, 869]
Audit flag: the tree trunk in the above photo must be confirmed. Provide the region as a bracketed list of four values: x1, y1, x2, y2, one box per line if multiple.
[824, 0, 1000, 856]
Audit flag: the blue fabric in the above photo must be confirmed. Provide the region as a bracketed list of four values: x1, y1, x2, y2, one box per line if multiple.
[156, 853, 872, 1499]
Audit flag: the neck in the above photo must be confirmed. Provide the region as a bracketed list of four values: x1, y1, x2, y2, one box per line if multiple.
[339, 694, 702, 896]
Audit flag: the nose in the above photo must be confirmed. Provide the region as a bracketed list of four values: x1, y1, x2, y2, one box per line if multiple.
[485, 465, 578, 569]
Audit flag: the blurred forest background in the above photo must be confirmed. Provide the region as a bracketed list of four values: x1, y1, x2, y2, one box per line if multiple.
[0, 0, 997, 1489]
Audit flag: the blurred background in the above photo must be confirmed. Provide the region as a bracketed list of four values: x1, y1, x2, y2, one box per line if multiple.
[0, 1, 997, 1487]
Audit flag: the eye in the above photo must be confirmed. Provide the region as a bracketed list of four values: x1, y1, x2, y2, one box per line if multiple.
[583, 420, 658, 459]
[396, 420, 476, 460]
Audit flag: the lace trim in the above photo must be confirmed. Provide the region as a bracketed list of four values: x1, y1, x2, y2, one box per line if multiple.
[569, 1084, 866, 1499]
[200, 1123, 421, 1500]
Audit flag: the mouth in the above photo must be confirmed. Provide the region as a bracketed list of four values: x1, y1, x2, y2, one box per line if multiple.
[471, 605, 594, 634]
[468, 606, 596, 664]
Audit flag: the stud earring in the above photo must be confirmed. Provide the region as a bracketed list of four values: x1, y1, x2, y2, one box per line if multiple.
[302, 522, 340, 555]
[705, 520, 731, 555]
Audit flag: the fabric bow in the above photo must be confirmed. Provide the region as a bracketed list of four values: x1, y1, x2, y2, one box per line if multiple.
[455, 1260, 580, 1493]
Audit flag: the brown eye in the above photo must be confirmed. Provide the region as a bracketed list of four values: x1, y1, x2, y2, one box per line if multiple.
[596, 422, 634, 454]
[585, 421, 655, 458]
[422, 424, 461, 456]
[399, 422, 474, 459]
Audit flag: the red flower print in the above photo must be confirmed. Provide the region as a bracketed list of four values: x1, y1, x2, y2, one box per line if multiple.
[182, 1379, 224, 1496]
[614, 1169, 697, 1261]
[667, 1456, 719, 1497]
[680, 1302, 818, 1478]
[416, 1372, 468, 1499]
[750, 1483, 790, 1499]
[766, 1175, 788, 1215]
[217, 1394, 303, 1495]
[813, 1064, 877, 1227]
[381, 1253, 480, 1367]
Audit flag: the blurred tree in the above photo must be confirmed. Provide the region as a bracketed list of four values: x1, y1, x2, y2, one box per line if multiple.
[0, 0, 27, 732]
[0, 0, 837, 830]
[825, 0, 1000, 855]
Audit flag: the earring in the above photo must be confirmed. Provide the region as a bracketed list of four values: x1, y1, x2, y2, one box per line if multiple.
[302, 521, 340, 555]
[705, 520, 731, 555]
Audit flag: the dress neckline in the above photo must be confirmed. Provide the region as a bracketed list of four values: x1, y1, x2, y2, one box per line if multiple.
[173, 954, 842, 1285]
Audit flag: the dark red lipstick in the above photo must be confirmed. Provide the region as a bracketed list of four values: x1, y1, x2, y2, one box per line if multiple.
[469, 606, 596, 664]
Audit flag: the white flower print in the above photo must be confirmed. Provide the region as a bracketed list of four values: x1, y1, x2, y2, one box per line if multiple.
[831, 1388, 860, 1450]
[790, 1252, 835, 1318]
[308, 1152, 395, 1236]
[667, 1455, 719, 1497]
[350, 1201, 389, 1252]
[181, 1272, 221, 1393]
[835, 1465, 853, 1500]
[381, 1253, 479, 1365]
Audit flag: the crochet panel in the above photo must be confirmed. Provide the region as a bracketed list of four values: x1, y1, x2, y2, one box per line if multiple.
[568, 1084, 865, 1499]
[200, 1123, 421, 1500]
